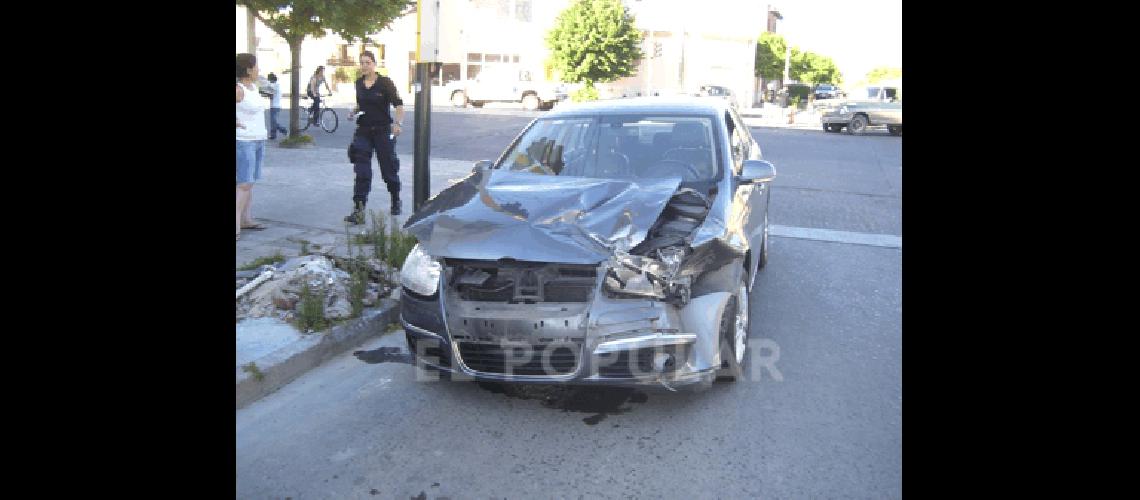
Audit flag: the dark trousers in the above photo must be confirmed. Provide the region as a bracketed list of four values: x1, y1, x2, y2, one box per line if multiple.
[349, 125, 400, 205]
[309, 94, 320, 123]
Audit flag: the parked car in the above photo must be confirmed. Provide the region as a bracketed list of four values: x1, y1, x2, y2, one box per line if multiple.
[446, 66, 567, 110]
[399, 97, 776, 389]
[813, 83, 841, 100]
[820, 99, 902, 135]
[698, 85, 738, 109]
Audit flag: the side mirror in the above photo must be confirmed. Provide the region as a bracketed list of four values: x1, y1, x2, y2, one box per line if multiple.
[738, 160, 776, 184]
[472, 160, 494, 173]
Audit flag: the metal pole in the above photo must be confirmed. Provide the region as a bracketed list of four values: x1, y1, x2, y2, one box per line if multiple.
[413, 64, 430, 212]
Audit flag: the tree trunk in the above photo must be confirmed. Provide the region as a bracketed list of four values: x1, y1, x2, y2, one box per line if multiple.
[288, 38, 302, 137]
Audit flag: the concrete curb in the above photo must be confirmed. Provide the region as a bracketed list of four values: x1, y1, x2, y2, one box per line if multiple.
[236, 298, 400, 409]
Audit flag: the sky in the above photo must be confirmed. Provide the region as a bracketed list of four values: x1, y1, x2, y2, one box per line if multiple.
[771, 0, 902, 83]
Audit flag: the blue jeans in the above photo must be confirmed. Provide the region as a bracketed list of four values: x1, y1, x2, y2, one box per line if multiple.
[237, 140, 265, 185]
[268, 108, 287, 138]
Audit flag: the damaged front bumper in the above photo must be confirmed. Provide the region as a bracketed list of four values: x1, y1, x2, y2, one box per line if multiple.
[400, 261, 733, 389]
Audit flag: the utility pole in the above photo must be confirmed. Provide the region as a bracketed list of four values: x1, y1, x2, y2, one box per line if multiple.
[782, 43, 790, 107]
[413, 0, 440, 212]
[246, 6, 257, 54]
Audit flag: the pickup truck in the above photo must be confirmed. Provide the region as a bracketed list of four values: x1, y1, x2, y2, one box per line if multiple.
[818, 97, 902, 136]
[446, 66, 567, 110]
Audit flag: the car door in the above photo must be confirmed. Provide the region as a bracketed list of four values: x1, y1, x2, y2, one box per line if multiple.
[726, 109, 766, 274]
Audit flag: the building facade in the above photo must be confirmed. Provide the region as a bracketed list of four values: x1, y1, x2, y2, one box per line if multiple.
[238, 0, 764, 107]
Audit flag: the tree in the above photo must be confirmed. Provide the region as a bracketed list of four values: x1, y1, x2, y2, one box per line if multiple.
[754, 32, 787, 82]
[865, 66, 902, 84]
[546, 0, 643, 101]
[237, 1, 413, 137]
[791, 51, 841, 85]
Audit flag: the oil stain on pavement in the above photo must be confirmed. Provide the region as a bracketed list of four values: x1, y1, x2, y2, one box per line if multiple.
[477, 382, 649, 425]
[353, 346, 650, 424]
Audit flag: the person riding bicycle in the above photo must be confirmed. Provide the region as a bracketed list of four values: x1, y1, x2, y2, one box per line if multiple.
[307, 66, 331, 125]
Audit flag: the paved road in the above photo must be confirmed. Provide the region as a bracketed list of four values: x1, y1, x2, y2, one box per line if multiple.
[238, 109, 902, 498]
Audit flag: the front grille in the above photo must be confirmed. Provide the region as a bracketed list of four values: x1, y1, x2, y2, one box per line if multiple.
[458, 342, 581, 375]
[448, 259, 598, 303]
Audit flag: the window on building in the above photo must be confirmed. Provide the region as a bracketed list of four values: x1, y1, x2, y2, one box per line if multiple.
[467, 52, 482, 62]
[485, 54, 501, 63]
[441, 63, 461, 85]
[515, 0, 532, 22]
[512, 55, 520, 63]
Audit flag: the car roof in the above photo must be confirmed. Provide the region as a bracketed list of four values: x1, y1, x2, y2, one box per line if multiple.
[543, 97, 729, 119]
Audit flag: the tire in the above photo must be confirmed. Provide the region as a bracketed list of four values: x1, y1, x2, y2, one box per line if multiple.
[888, 125, 902, 136]
[522, 94, 540, 111]
[757, 212, 769, 270]
[450, 91, 468, 108]
[847, 114, 869, 135]
[319, 108, 338, 133]
[301, 110, 313, 132]
[715, 278, 750, 382]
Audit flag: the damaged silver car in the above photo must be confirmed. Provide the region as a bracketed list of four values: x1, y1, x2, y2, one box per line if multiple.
[399, 97, 776, 389]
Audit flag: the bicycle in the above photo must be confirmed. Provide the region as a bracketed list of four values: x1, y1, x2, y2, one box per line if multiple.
[299, 93, 339, 133]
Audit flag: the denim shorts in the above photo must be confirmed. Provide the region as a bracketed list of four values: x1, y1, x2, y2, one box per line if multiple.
[236, 140, 265, 185]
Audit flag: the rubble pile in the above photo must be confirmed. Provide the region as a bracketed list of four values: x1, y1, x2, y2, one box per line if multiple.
[236, 255, 396, 328]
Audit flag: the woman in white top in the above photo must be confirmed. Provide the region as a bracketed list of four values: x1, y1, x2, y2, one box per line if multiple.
[236, 53, 268, 241]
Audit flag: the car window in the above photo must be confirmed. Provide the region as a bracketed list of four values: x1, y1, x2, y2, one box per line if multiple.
[498, 114, 720, 182]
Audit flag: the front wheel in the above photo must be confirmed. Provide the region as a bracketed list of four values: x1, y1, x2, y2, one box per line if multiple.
[847, 114, 869, 135]
[319, 108, 338, 133]
[450, 90, 468, 108]
[715, 279, 750, 382]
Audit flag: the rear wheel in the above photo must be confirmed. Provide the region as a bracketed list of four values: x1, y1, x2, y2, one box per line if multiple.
[450, 91, 468, 108]
[716, 279, 750, 382]
[847, 114, 869, 135]
[522, 94, 540, 110]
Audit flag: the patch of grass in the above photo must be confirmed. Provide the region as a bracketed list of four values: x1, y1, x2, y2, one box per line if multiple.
[296, 283, 328, 333]
[238, 251, 286, 271]
[241, 362, 265, 382]
[348, 266, 368, 318]
[299, 240, 311, 256]
[280, 134, 314, 148]
[347, 211, 417, 269]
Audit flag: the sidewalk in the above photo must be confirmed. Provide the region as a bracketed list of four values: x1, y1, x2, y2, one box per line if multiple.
[235, 147, 477, 408]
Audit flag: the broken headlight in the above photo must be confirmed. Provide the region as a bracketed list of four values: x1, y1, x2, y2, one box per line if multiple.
[400, 244, 441, 297]
[602, 251, 691, 306]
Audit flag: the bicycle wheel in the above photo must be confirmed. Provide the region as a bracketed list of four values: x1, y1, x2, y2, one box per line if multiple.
[301, 109, 313, 132]
[320, 108, 338, 133]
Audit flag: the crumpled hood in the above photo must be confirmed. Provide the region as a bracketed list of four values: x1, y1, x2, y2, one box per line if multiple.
[404, 168, 683, 264]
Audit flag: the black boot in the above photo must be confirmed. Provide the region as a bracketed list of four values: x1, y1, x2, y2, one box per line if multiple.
[390, 196, 402, 216]
[344, 201, 365, 225]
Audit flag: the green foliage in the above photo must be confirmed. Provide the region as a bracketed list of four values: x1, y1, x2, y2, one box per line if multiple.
[865, 66, 902, 84]
[296, 283, 328, 332]
[790, 95, 802, 109]
[333, 66, 358, 83]
[546, 0, 643, 86]
[785, 84, 811, 102]
[571, 83, 600, 102]
[238, 251, 286, 271]
[348, 266, 367, 318]
[241, 362, 265, 381]
[792, 51, 841, 85]
[279, 134, 314, 147]
[755, 32, 787, 80]
[349, 211, 418, 269]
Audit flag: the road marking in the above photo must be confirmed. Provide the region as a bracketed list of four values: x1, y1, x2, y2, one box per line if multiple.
[770, 225, 901, 248]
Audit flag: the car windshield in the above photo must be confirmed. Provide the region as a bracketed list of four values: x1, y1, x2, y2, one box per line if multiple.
[497, 114, 720, 183]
